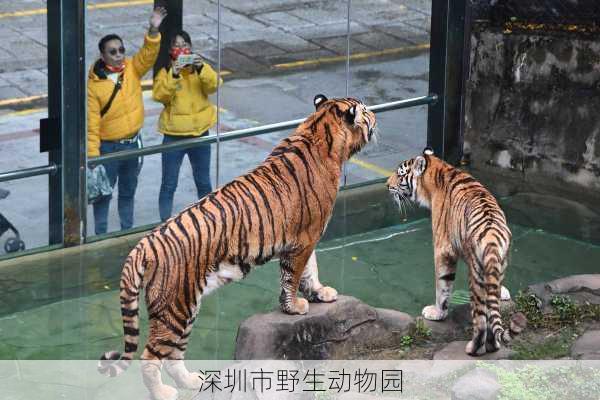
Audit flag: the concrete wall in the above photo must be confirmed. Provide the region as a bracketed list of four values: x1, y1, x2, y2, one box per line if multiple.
[464, 0, 600, 194]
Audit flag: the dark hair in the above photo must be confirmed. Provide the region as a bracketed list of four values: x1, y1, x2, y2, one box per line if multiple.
[98, 34, 123, 53]
[171, 30, 192, 47]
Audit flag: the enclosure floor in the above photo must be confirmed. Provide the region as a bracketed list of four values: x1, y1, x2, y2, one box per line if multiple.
[1, 219, 599, 360]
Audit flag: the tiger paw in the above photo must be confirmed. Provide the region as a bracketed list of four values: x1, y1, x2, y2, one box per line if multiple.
[175, 371, 204, 390]
[149, 384, 178, 400]
[165, 360, 205, 390]
[465, 340, 487, 356]
[501, 286, 511, 301]
[315, 286, 338, 303]
[422, 305, 447, 321]
[290, 298, 309, 315]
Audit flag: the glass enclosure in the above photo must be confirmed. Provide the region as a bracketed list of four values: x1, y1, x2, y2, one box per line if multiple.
[0, 0, 598, 363]
[0, 2, 50, 252]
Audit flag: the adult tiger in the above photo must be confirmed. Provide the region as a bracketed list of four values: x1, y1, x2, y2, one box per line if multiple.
[98, 95, 376, 400]
[386, 149, 526, 356]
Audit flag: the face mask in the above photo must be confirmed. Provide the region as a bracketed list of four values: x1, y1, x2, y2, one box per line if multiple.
[105, 63, 125, 73]
[170, 47, 190, 60]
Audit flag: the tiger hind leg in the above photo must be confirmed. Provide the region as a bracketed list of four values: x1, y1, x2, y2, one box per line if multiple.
[164, 316, 204, 390]
[422, 251, 457, 321]
[299, 250, 338, 303]
[140, 318, 186, 400]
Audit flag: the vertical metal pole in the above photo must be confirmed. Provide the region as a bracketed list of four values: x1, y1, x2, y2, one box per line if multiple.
[216, 0, 222, 188]
[154, 0, 183, 75]
[62, 2, 87, 246]
[47, 2, 62, 245]
[47, 1, 87, 246]
[427, 0, 468, 165]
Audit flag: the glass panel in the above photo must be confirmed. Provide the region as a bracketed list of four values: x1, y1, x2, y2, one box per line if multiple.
[0, 2, 49, 256]
[347, 0, 431, 187]
[335, 0, 432, 314]
[0, 176, 48, 256]
[84, 2, 220, 235]
[217, 0, 352, 182]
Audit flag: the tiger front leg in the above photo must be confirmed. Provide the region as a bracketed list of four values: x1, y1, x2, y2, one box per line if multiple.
[279, 249, 314, 315]
[299, 250, 338, 303]
[422, 251, 457, 321]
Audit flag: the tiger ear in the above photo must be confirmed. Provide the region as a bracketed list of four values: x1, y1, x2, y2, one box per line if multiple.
[423, 147, 434, 156]
[413, 156, 427, 177]
[345, 105, 357, 125]
[314, 94, 328, 110]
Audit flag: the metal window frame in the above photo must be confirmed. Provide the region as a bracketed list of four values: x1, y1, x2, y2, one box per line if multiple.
[428, 0, 470, 164]
[46, 1, 87, 247]
[0, 0, 469, 258]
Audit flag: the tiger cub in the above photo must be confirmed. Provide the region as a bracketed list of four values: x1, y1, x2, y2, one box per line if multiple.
[99, 95, 376, 400]
[387, 148, 526, 356]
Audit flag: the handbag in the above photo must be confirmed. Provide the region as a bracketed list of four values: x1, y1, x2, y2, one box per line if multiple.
[87, 164, 113, 204]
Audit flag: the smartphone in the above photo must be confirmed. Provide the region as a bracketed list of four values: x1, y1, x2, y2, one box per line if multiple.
[177, 54, 195, 66]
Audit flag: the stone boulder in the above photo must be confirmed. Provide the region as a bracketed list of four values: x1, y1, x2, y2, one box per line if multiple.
[234, 295, 414, 360]
[434, 340, 515, 361]
[571, 330, 600, 360]
[423, 304, 471, 339]
[451, 368, 500, 400]
[528, 274, 600, 312]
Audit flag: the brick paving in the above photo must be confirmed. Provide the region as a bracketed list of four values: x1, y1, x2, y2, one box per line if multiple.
[0, 0, 431, 106]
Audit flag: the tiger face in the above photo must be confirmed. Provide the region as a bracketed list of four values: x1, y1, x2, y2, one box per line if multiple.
[386, 148, 432, 211]
[312, 94, 377, 159]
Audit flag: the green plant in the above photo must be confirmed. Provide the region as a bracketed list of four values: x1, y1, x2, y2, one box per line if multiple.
[413, 317, 432, 339]
[550, 295, 578, 322]
[510, 328, 575, 360]
[400, 335, 414, 348]
[481, 363, 600, 400]
[514, 291, 544, 327]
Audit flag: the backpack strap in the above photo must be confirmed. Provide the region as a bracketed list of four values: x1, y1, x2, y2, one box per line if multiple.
[100, 73, 123, 118]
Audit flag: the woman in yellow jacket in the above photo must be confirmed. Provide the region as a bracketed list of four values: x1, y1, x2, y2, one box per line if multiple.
[87, 7, 166, 235]
[153, 30, 222, 222]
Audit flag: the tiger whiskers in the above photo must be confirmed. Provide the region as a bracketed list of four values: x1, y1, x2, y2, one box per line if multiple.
[370, 126, 380, 145]
[390, 190, 412, 219]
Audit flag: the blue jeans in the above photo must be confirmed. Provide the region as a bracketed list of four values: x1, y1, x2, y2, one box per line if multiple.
[159, 134, 212, 221]
[93, 140, 140, 235]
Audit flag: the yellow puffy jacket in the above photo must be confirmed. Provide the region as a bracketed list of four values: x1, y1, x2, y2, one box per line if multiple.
[152, 63, 221, 136]
[87, 33, 161, 157]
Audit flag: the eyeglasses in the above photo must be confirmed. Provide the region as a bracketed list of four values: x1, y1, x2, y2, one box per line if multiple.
[107, 47, 125, 56]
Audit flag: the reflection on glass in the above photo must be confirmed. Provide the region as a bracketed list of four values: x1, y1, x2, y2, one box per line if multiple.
[0, 176, 49, 256]
[85, 8, 166, 236]
[153, 30, 222, 222]
[0, 4, 49, 256]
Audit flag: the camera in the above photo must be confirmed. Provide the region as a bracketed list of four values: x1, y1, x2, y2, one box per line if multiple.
[177, 54, 195, 66]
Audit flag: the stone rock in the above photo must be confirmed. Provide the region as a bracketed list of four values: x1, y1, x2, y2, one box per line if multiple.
[234, 295, 414, 360]
[338, 394, 389, 400]
[451, 368, 500, 400]
[571, 330, 600, 360]
[425, 360, 473, 380]
[528, 274, 600, 312]
[423, 304, 471, 339]
[434, 340, 515, 360]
